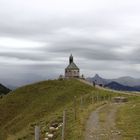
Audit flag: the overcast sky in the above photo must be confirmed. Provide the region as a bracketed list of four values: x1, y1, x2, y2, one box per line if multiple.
[0, 0, 140, 87]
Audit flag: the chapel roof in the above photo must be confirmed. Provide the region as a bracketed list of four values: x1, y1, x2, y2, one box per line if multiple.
[66, 62, 79, 70]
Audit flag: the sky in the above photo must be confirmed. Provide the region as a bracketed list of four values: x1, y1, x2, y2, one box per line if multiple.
[0, 0, 140, 87]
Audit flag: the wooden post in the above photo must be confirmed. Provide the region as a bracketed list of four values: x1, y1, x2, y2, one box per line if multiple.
[92, 95, 94, 104]
[96, 95, 98, 102]
[62, 110, 66, 140]
[107, 95, 109, 101]
[74, 96, 77, 120]
[35, 126, 40, 140]
[80, 96, 83, 108]
[110, 95, 112, 101]
[103, 96, 105, 101]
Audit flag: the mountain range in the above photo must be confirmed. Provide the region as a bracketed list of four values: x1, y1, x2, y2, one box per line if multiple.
[87, 74, 140, 92]
[1, 74, 140, 93]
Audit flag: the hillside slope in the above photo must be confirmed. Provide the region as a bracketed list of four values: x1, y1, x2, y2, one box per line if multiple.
[0, 79, 97, 140]
[0, 83, 11, 95]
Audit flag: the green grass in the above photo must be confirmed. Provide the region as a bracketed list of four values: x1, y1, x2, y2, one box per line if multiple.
[0, 79, 120, 140]
[116, 96, 140, 140]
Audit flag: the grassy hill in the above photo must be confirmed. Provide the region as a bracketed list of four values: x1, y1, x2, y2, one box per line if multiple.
[0, 80, 117, 140]
[0, 79, 139, 140]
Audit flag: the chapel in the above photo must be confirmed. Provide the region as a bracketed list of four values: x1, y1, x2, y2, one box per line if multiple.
[65, 54, 80, 78]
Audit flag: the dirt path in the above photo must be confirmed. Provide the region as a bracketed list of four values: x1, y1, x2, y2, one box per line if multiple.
[85, 103, 122, 140]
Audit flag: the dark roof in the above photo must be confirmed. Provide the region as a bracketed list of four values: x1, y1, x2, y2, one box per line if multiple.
[66, 62, 79, 70]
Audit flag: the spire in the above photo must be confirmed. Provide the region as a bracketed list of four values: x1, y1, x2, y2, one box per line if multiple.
[69, 54, 73, 64]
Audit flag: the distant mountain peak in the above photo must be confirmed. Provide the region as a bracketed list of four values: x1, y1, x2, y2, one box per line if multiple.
[95, 73, 99, 77]
[106, 81, 123, 86]
[94, 74, 101, 78]
[104, 81, 140, 92]
[87, 74, 140, 91]
[87, 74, 109, 85]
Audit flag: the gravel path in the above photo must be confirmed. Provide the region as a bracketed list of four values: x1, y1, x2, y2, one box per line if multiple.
[85, 103, 122, 140]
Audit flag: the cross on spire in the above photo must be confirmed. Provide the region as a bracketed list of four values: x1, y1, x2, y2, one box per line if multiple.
[69, 54, 73, 64]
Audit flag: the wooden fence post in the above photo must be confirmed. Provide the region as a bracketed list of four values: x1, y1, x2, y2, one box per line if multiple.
[74, 96, 77, 120]
[80, 96, 83, 108]
[110, 95, 112, 101]
[96, 95, 98, 102]
[62, 110, 66, 140]
[92, 95, 94, 104]
[103, 96, 105, 101]
[35, 126, 40, 140]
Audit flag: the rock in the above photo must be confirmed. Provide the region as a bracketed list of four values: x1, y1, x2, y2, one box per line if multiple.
[58, 123, 63, 128]
[51, 123, 59, 128]
[90, 135, 93, 138]
[45, 132, 49, 136]
[49, 126, 56, 131]
[117, 131, 121, 135]
[113, 97, 128, 103]
[100, 133, 105, 136]
[47, 133, 54, 138]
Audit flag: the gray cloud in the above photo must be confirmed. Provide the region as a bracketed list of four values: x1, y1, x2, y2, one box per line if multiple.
[0, 52, 48, 61]
[0, 0, 140, 87]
